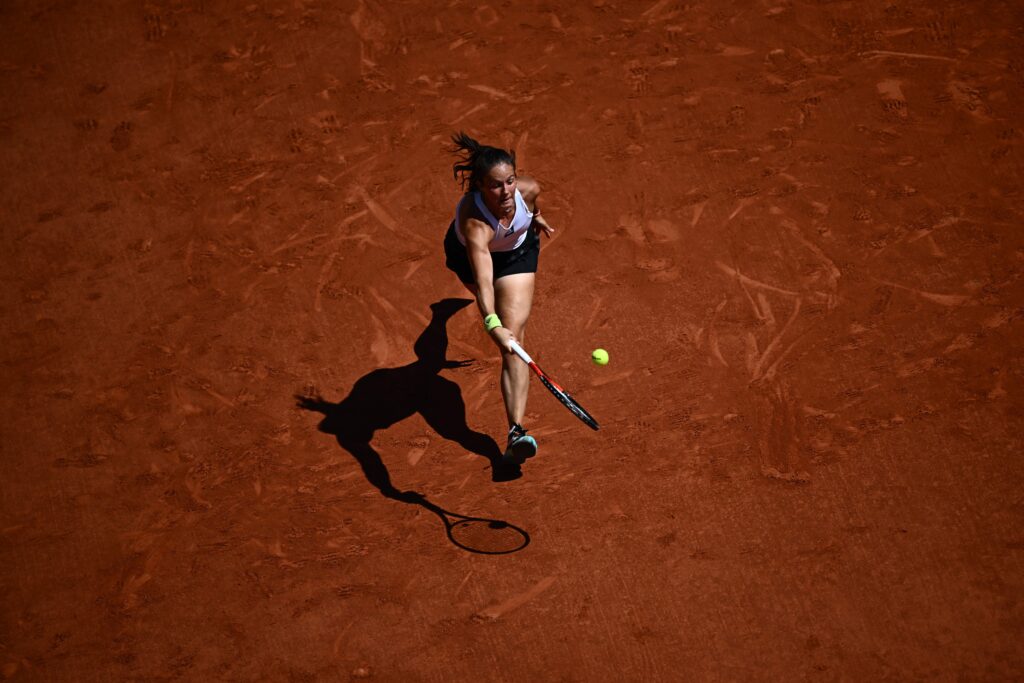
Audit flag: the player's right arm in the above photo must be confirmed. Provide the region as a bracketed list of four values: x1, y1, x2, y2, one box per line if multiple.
[463, 217, 515, 350]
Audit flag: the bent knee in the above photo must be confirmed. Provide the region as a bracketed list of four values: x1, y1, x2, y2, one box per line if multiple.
[505, 323, 526, 340]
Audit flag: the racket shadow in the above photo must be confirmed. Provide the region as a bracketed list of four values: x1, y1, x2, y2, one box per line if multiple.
[400, 492, 530, 555]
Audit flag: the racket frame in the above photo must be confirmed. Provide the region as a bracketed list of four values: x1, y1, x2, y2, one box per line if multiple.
[508, 340, 599, 430]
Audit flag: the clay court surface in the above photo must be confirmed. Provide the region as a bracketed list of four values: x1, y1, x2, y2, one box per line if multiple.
[3, 0, 1023, 680]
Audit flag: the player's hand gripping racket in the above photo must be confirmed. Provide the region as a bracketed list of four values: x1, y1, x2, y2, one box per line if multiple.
[508, 340, 599, 430]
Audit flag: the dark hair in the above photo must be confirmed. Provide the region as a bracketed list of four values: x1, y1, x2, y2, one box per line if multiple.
[450, 131, 516, 192]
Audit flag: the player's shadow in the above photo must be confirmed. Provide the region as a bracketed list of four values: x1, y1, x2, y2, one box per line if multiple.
[295, 298, 518, 507]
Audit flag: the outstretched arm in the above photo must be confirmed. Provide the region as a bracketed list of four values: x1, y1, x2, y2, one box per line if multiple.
[464, 218, 517, 352]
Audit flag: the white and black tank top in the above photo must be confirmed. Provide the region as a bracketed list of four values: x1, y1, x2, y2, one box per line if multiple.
[453, 188, 533, 252]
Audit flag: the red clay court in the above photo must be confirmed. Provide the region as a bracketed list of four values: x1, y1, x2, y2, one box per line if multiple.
[2, 1, 1022, 680]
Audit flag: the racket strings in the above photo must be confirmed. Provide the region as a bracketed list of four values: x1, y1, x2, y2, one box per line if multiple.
[539, 377, 599, 430]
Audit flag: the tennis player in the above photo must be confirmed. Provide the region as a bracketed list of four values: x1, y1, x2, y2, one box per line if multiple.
[443, 132, 555, 463]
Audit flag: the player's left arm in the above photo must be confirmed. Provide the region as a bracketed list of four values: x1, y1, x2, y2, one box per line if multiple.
[518, 176, 555, 238]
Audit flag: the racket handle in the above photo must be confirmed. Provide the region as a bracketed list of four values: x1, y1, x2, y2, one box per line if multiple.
[508, 339, 533, 364]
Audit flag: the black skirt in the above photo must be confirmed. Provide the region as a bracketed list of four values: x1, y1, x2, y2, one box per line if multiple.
[443, 222, 540, 285]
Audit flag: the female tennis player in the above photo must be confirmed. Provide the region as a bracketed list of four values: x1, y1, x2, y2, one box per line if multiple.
[443, 132, 555, 464]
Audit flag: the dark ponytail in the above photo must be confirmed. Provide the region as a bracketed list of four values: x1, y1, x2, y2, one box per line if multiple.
[450, 131, 516, 192]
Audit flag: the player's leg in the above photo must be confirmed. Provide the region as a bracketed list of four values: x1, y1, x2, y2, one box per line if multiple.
[494, 272, 534, 427]
[493, 272, 539, 462]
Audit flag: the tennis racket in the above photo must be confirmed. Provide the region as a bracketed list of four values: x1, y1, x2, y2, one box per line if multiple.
[509, 340, 599, 431]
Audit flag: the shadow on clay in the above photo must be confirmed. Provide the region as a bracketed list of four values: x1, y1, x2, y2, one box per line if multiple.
[296, 298, 529, 553]
[295, 297, 518, 485]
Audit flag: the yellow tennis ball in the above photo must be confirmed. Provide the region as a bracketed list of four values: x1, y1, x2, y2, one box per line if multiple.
[591, 348, 609, 366]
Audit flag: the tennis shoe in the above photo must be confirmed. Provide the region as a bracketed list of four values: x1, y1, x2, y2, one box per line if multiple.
[504, 423, 537, 463]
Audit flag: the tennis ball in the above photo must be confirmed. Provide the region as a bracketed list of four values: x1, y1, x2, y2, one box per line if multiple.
[591, 348, 609, 366]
